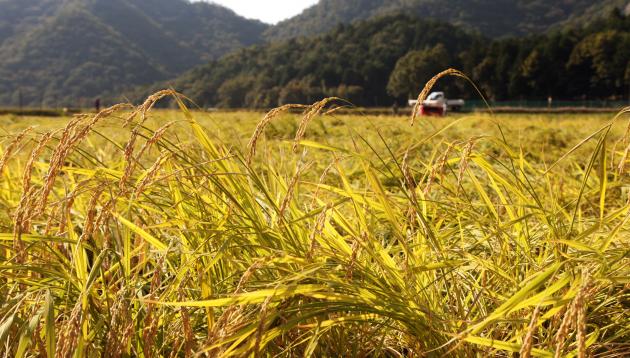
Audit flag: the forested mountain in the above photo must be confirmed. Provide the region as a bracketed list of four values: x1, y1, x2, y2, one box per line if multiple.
[2, 0, 629, 108]
[154, 16, 477, 108]
[265, 0, 630, 40]
[156, 11, 630, 108]
[0, 0, 268, 107]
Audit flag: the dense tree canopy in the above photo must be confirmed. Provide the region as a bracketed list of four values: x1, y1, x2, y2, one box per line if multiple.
[0, 0, 628, 107]
[0, 0, 268, 107]
[567, 30, 630, 97]
[2, 0, 629, 108]
[153, 16, 476, 108]
[387, 44, 452, 99]
[265, 0, 628, 40]
[151, 11, 630, 108]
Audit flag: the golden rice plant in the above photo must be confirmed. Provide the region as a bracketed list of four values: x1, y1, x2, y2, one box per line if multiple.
[0, 82, 628, 357]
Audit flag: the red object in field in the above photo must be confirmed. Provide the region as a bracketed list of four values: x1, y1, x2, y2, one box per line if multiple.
[420, 105, 445, 117]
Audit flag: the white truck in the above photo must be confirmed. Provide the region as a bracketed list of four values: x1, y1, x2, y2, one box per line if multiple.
[408, 92, 465, 116]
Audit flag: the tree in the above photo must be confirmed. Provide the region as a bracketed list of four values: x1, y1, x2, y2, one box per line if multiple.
[387, 44, 451, 99]
[149, 11, 630, 107]
[567, 31, 630, 98]
[330, 85, 365, 105]
[278, 77, 324, 105]
[217, 76, 254, 108]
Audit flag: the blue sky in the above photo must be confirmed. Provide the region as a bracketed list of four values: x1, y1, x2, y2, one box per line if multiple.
[207, 1, 319, 24]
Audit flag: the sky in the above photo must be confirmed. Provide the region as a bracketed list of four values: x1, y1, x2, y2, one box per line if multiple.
[207, 1, 319, 24]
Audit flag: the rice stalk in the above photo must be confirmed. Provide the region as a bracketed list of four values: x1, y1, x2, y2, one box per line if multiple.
[0, 84, 628, 358]
[0, 126, 33, 175]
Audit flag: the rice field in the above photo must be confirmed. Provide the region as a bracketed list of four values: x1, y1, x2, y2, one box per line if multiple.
[0, 91, 629, 357]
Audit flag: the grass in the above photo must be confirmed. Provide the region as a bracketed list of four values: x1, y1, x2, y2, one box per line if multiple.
[0, 92, 628, 357]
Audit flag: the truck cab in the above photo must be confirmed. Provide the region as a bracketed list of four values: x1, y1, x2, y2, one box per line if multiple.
[427, 92, 445, 102]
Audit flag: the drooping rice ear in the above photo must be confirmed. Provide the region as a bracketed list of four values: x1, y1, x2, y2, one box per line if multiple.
[410, 68, 490, 126]
[410, 69, 468, 126]
[519, 306, 541, 358]
[38, 103, 131, 215]
[247, 104, 308, 165]
[293, 97, 343, 153]
[0, 126, 33, 175]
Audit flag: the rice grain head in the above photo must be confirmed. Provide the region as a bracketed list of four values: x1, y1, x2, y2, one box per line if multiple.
[38, 104, 130, 214]
[457, 138, 478, 187]
[293, 97, 343, 153]
[410, 69, 469, 126]
[247, 104, 308, 165]
[0, 126, 33, 175]
[519, 306, 541, 358]
[425, 143, 453, 195]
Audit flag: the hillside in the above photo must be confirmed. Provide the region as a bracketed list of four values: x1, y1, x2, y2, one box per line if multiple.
[265, 0, 630, 40]
[563, 0, 630, 29]
[0, 0, 268, 107]
[153, 15, 478, 108]
[2, 0, 629, 108]
[157, 12, 630, 108]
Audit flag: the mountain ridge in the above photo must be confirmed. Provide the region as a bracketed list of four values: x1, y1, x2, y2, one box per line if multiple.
[1, 0, 629, 107]
[0, 0, 269, 106]
[264, 0, 630, 40]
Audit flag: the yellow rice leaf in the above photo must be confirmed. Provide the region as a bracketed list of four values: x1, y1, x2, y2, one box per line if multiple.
[111, 212, 168, 251]
[145, 284, 327, 307]
[463, 336, 553, 357]
[469, 263, 560, 334]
